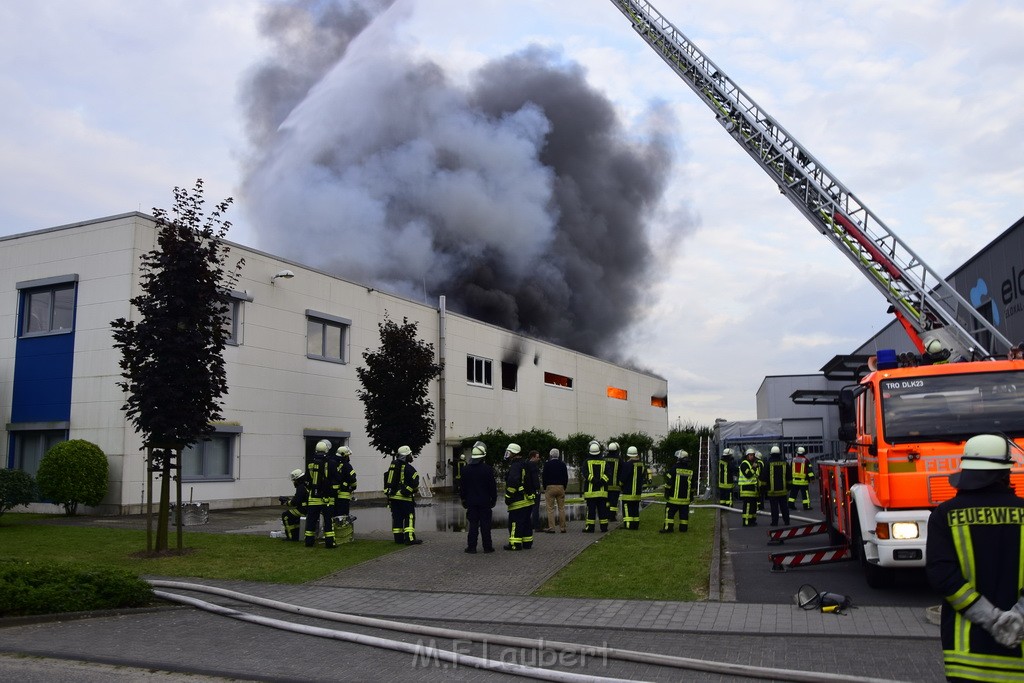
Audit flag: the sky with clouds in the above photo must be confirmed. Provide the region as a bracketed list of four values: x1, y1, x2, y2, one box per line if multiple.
[2, 0, 1022, 427]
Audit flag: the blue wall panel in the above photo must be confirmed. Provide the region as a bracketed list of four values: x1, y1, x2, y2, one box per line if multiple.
[11, 333, 75, 423]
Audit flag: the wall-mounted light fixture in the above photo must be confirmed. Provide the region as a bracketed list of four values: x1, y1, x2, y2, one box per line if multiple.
[271, 269, 295, 284]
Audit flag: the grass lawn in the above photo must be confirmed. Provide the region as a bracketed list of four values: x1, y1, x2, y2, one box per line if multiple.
[0, 514, 401, 584]
[534, 503, 715, 601]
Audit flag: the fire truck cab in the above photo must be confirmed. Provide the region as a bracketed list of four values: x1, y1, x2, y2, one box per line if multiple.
[821, 354, 1024, 586]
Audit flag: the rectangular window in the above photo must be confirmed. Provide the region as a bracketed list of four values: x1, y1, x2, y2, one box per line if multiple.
[222, 298, 240, 345]
[21, 282, 76, 336]
[501, 361, 517, 391]
[467, 355, 493, 387]
[651, 395, 668, 408]
[607, 386, 628, 400]
[10, 429, 67, 476]
[544, 372, 573, 389]
[182, 432, 237, 481]
[306, 310, 350, 363]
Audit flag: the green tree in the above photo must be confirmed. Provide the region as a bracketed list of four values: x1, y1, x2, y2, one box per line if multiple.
[36, 440, 108, 516]
[111, 180, 243, 551]
[0, 469, 36, 517]
[356, 316, 442, 457]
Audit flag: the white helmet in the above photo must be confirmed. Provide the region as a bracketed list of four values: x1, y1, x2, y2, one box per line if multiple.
[315, 439, 332, 453]
[506, 443, 521, 455]
[796, 447, 806, 455]
[336, 446, 352, 457]
[626, 446, 639, 458]
[471, 441, 487, 458]
[290, 469, 303, 481]
[723, 448, 733, 456]
[926, 338, 944, 355]
[675, 449, 688, 459]
[397, 445, 413, 458]
[607, 442, 620, 452]
[588, 442, 601, 455]
[770, 446, 781, 455]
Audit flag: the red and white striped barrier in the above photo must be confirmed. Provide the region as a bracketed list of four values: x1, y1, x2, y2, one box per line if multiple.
[769, 545, 852, 572]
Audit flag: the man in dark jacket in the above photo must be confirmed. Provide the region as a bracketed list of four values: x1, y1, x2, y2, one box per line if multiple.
[542, 448, 569, 533]
[926, 434, 1024, 681]
[459, 441, 496, 554]
[304, 439, 336, 548]
[761, 446, 791, 527]
[661, 449, 694, 532]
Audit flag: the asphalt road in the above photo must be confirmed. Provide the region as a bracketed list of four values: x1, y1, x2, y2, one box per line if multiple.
[723, 489, 942, 610]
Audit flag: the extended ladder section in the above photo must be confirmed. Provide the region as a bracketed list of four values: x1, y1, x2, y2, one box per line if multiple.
[609, 0, 1012, 358]
[696, 435, 711, 498]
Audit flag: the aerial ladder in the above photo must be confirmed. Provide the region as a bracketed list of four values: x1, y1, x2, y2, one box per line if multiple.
[607, 0, 1012, 360]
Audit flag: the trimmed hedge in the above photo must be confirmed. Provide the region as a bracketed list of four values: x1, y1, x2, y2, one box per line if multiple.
[0, 559, 153, 617]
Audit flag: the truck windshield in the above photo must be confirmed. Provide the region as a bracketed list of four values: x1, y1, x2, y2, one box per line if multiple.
[880, 370, 1024, 443]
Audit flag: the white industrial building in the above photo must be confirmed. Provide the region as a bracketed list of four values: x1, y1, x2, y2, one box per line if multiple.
[1, 213, 669, 514]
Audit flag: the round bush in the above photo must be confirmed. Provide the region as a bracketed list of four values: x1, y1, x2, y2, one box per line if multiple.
[36, 440, 109, 515]
[0, 468, 37, 516]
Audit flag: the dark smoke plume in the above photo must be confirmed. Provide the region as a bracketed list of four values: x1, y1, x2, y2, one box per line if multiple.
[240, 0, 680, 357]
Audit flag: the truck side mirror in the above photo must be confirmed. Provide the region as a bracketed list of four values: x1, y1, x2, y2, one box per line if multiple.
[837, 386, 860, 442]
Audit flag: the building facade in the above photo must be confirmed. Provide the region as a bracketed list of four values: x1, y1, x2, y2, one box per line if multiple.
[1, 213, 669, 514]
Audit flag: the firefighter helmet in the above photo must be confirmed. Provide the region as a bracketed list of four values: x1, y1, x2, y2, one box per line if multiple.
[471, 441, 487, 458]
[675, 449, 688, 459]
[770, 446, 781, 455]
[315, 439, 331, 453]
[588, 442, 601, 455]
[723, 448, 733, 456]
[608, 441, 620, 452]
[796, 447, 806, 455]
[504, 443, 521, 460]
[626, 446, 639, 458]
[397, 445, 413, 458]
[336, 446, 352, 457]
[950, 434, 1013, 490]
[290, 469, 303, 481]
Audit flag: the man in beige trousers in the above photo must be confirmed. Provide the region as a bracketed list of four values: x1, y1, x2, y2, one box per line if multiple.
[542, 448, 569, 532]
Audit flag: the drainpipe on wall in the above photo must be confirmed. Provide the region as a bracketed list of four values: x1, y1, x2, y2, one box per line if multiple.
[437, 295, 447, 487]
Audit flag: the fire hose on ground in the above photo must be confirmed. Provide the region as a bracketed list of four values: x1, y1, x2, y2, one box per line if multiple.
[149, 580, 906, 683]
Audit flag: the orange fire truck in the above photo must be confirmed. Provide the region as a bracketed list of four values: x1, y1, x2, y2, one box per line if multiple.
[609, 0, 1024, 586]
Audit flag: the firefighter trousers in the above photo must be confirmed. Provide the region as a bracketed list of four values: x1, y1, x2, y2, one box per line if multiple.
[583, 498, 608, 532]
[788, 484, 810, 510]
[663, 502, 690, 531]
[621, 498, 641, 529]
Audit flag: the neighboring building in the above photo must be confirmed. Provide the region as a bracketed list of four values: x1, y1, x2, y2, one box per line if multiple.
[1, 213, 669, 514]
[752, 214, 1024, 447]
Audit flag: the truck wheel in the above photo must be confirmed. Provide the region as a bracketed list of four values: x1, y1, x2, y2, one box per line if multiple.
[853, 514, 895, 589]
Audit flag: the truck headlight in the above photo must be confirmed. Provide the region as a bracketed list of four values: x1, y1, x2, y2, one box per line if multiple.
[890, 522, 919, 540]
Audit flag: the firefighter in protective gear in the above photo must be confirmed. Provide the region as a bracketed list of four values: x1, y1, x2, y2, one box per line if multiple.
[761, 446, 790, 526]
[582, 441, 610, 532]
[661, 449, 694, 532]
[304, 439, 336, 548]
[604, 441, 623, 522]
[738, 448, 760, 527]
[384, 445, 422, 545]
[754, 450, 766, 511]
[503, 443, 534, 550]
[330, 445, 357, 517]
[717, 448, 737, 507]
[926, 434, 1024, 680]
[788, 446, 814, 510]
[281, 468, 308, 541]
[618, 446, 648, 530]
